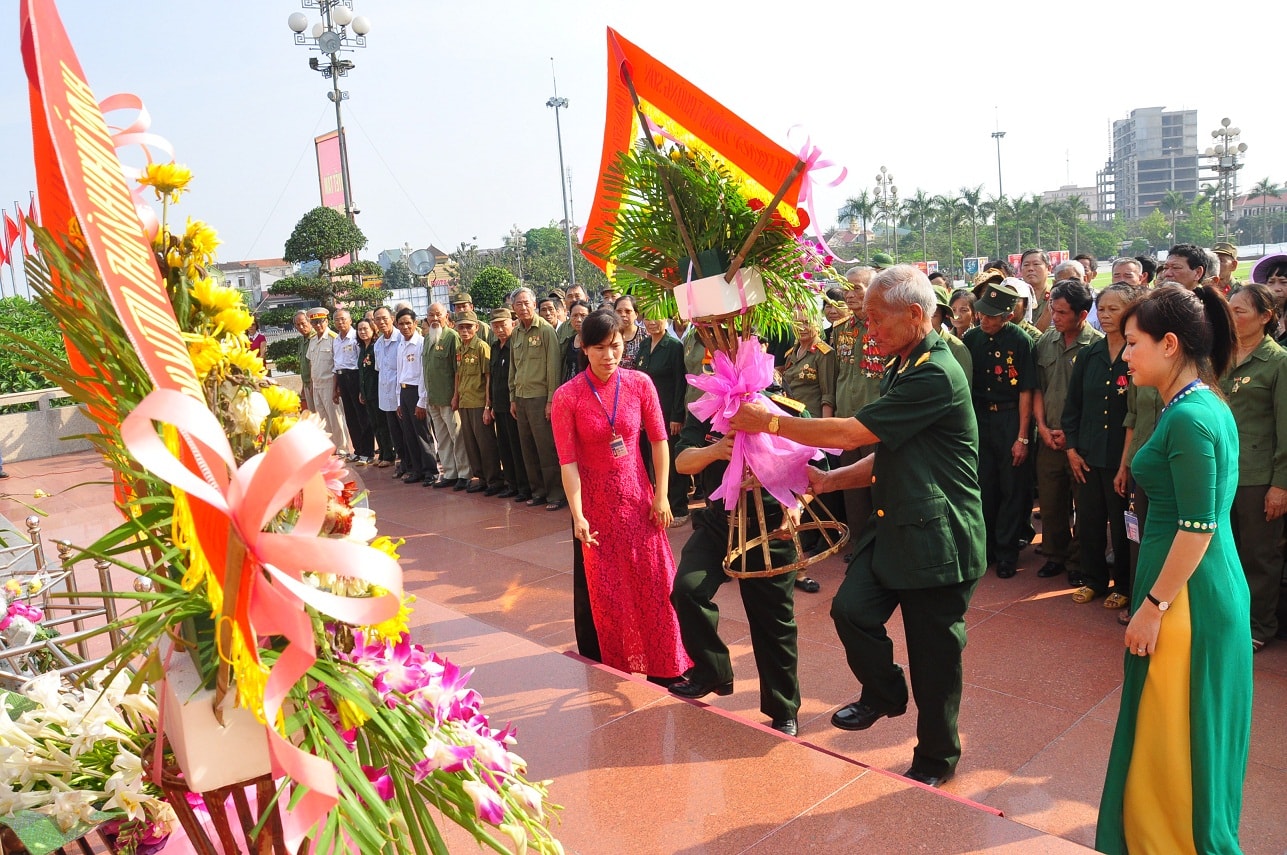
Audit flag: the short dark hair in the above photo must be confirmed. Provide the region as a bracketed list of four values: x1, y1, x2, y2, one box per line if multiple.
[395, 307, 416, 322]
[581, 308, 624, 349]
[1020, 249, 1049, 267]
[1121, 284, 1235, 382]
[949, 288, 975, 308]
[1167, 244, 1208, 277]
[1230, 283, 1280, 336]
[1260, 260, 1287, 282]
[613, 294, 636, 311]
[1135, 255, 1158, 283]
[985, 258, 1017, 277]
[1073, 254, 1098, 275]
[928, 270, 946, 283]
[569, 299, 592, 313]
[1050, 279, 1095, 315]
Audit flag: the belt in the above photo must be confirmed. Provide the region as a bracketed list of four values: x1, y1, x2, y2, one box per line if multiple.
[334, 368, 356, 374]
[980, 400, 1018, 412]
[401, 383, 419, 389]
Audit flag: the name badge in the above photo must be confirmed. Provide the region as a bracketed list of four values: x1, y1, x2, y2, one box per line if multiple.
[609, 433, 628, 458]
[1124, 511, 1140, 543]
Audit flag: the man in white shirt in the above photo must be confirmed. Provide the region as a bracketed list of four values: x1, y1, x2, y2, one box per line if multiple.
[372, 306, 404, 473]
[394, 307, 437, 483]
[332, 308, 373, 463]
[306, 307, 349, 452]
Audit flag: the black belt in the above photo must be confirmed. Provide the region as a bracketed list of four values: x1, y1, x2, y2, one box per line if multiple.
[334, 368, 356, 374]
[400, 383, 419, 389]
[979, 400, 1018, 412]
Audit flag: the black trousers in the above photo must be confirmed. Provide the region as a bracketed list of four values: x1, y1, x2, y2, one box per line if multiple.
[397, 385, 436, 478]
[670, 514, 800, 721]
[571, 534, 601, 661]
[365, 397, 393, 463]
[976, 407, 1026, 565]
[382, 409, 405, 466]
[492, 403, 529, 493]
[336, 370, 373, 458]
[1077, 466, 1131, 596]
[831, 549, 979, 778]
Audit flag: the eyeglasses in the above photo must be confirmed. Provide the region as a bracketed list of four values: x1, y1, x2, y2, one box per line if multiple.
[310, 319, 325, 326]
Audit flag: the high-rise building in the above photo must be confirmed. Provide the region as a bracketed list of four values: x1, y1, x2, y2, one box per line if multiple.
[1103, 107, 1200, 221]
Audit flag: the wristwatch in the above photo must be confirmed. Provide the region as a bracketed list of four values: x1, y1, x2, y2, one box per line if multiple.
[768, 415, 781, 434]
[1146, 592, 1170, 612]
[1016, 436, 1029, 445]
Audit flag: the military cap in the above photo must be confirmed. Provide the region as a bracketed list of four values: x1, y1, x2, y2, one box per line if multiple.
[1212, 241, 1237, 259]
[870, 251, 895, 269]
[306, 307, 329, 319]
[974, 281, 1020, 317]
[489, 307, 514, 322]
[547, 288, 567, 302]
[450, 291, 473, 305]
[933, 285, 952, 312]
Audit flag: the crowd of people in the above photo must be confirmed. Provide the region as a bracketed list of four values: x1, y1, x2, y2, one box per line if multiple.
[278, 239, 1284, 853]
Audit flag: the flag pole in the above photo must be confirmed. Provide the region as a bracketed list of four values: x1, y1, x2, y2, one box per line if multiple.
[723, 160, 808, 290]
[617, 63, 706, 279]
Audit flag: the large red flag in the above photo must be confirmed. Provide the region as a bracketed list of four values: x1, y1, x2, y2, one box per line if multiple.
[2, 212, 18, 251]
[581, 28, 805, 272]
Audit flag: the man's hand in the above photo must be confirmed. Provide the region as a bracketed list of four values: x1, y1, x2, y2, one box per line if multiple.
[728, 401, 772, 433]
[1067, 449, 1090, 484]
[1011, 439, 1028, 467]
[415, 406, 427, 421]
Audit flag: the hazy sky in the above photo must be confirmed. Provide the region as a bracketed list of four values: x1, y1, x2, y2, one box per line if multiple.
[3, 0, 1284, 269]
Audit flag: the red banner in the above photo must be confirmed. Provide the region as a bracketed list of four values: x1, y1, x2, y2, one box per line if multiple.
[20, 0, 201, 401]
[315, 130, 350, 269]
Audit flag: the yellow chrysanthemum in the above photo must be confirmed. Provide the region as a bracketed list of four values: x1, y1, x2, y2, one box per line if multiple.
[184, 217, 220, 260]
[336, 696, 370, 731]
[226, 347, 265, 377]
[138, 162, 192, 204]
[262, 385, 301, 415]
[186, 335, 223, 378]
[269, 415, 299, 438]
[190, 277, 243, 313]
[365, 588, 415, 643]
[214, 308, 254, 337]
[369, 536, 405, 561]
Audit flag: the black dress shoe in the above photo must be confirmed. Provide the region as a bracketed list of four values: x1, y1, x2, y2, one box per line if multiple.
[830, 700, 906, 731]
[794, 576, 821, 594]
[498, 488, 518, 499]
[453, 478, 469, 491]
[513, 491, 531, 502]
[996, 561, 1017, 579]
[770, 718, 798, 737]
[431, 477, 452, 489]
[903, 767, 954, 788]
[484, 485, 502, 496]
[402, 473, 423, 484]
[1036, 560, 1066, 578]
[466, 481, 486, 494]
[668, 676, 733, 699]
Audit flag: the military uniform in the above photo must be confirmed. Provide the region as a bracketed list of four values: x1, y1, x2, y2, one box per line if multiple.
[832, 315, 884, 527]
[782, 340, 837, 420]
[670, 412, 801, 724]
[488, 313, 529, 498]
[962, 285, 1036, 573]
[420, 326, 469, 483]
[454, 321, 501, 492]
[832, 331, 985, 779]
[638, 332, 689, 518]
[508, 314, 565, 504]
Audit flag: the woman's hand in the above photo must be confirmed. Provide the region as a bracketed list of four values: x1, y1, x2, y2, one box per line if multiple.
[1124, 604, 1162, 657]
[1113, 464, 1130, 498]
[572, 515, 599, 547]
[650, 493, 673, 529]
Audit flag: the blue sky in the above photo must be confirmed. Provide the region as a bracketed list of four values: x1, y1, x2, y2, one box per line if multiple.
[2, 0, 1283, 269]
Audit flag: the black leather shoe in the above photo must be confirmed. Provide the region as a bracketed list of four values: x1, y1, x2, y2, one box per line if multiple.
[484, 485, 502, 496]
[453, 478, 469, 491]
[996, 561, 1017, 579]
[466, 481, 486, 494]
[514, 491, 531, 502]
[794, 576, 821, 594]
[1036, 560, 1066, 578]
[402, 473, 423, 484]
[668, 677, 733, 699]
[903, 767, 954, 788]
[830, 700, 906, 731]
[498, 488, 518, 499]
[770, 718, 798, 737]
[431, 477, 452, 489]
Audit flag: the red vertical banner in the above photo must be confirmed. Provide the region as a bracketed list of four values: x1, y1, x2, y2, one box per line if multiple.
[314, 130, 350, 269]
[20, 0, 201, 401]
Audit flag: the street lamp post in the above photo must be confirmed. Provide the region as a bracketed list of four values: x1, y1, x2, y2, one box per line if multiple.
[875, 166, 898, 260]
[287, 1, 371, 229]
[991, 130, 1006, 200]
[1203, 118, 1247, 243]
[546, 60, 576, 287]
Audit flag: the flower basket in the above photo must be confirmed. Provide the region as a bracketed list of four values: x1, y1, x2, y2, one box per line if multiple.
[159, 642, 272, 794]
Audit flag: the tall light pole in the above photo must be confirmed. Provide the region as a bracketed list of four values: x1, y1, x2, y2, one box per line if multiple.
[1203, 118, 1247, 242]
[287, 1, 371, 231]
[991, 129, 1006, 200]
[875, 166, 898, 260]
[546, 60, 576, 287]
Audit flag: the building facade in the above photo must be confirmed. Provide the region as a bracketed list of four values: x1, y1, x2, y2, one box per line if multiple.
[1105, 107, 1200, 221]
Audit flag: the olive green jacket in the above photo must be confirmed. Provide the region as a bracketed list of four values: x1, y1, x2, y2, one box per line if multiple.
[1219, 335, 1287, 489]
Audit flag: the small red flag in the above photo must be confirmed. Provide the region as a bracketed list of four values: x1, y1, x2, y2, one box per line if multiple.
[3, 212, 20, 250]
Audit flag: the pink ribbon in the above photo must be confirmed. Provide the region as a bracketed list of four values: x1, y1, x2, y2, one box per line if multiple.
[788, 126, 856, 265]
[120, 388, 402, 851]
[687, 339, 832, 508]
[99, 93, 177, 240]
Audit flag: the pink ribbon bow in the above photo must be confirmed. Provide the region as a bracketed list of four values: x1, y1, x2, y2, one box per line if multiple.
[788, 125, 855, 265]
[99, 93, 176, 240]
[687, 339, 830, 508]
[120, 389, 402, 851]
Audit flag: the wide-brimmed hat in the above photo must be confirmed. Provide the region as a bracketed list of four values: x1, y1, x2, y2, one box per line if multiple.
[870, 251, 895, 269]
[1252, 254, 1287, 284]
[974, 282, 1020, 317]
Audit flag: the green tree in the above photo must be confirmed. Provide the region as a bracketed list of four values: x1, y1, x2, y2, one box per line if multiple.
[906, 190, 934, 261]
[1249, 177, 1281, 253]
[1062, 197, 1089, 254]
[1137, 210, 1171, 250]
[960, 185, 984, 255]
[934, 194, 962, 273]
[0, 296, 67, 404]
[384, 258, 415, 291]
[837, 190, 877, 262]
[1158, 191, 1188, 244]
[283, 207, 367, 274]
[470, 266, 520, 310]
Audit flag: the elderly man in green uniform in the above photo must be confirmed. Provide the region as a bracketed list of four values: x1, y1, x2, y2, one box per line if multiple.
[453, 311, 501, 495]
[419, 303, 470, 490]
[1032, 279, 1100, 585]
[963, 281, 1036, 579]
[932, 286, 972, 384]
[508, 287, 566, 510]
[451, 291, 494, 345]
[729, 265, 985, 786]
[834, 269, 885, 529]
[293, 309, 314, 411]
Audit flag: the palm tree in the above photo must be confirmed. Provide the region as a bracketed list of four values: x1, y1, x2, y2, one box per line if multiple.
[1158, 190, 1189, 245]
[1028, 194, 1046, 248]
[837, 190, 877, 262]
[960, 185, 984, 256]
[1063, 196, 1089, 254]
[981, 195, 1006, 257]
[1250, 177, 1281, 254]
[908, 190, 934, 261]
[935, 194, 963, 276]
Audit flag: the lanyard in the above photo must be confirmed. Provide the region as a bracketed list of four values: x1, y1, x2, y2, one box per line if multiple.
[584, 371, 622, 432]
